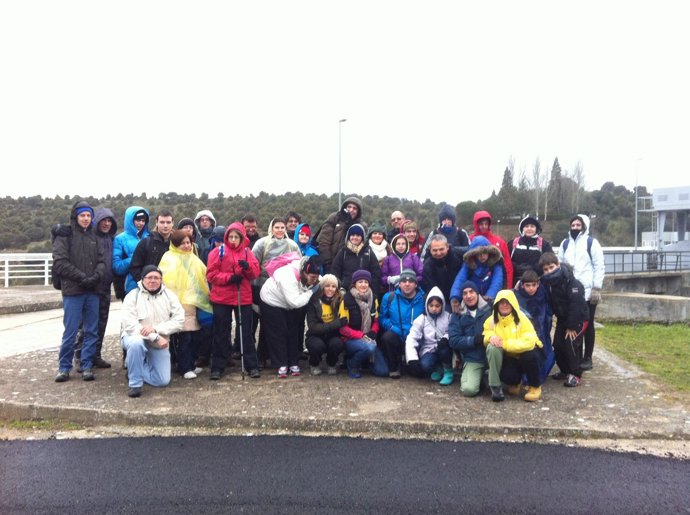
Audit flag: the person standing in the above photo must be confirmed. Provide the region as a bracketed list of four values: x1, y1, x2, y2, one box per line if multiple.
[387, 211, 405, 242]
[558, 214, 605, 371]
[421, 204, 470, 260]
[422, 234, 464, 312]
[508, 215, 553, 286]
[112, 206, 150, 299]
[315, 196, 366, 272]
[53, 200, 105, 383]
[129, 209, 175, 283]
[194, 209, 217, 265]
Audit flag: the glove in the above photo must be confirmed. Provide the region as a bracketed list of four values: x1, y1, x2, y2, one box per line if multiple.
[590, 287, 602, 305]
[366, 331, 377, 340]
[79, 275, 98, 290]
[387, 275, 400, 285]
[474, 334, 485, 347]
[437, 337, 449, 350]
[238, 260, 249, 271]
[228, 274, 243, 286]
[339, 317, 349, 327]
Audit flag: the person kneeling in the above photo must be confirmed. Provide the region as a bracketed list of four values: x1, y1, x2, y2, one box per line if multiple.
[120, 265, 185, 398]
[483, 290, 544, 402]
[405, 287, 453, 385]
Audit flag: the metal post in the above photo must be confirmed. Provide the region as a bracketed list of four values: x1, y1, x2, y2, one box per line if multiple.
[338, 119, 347, 208]
[634, 158, 643, 250]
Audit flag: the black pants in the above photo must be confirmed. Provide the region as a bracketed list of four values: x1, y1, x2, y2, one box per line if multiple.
[584, 302, 597, 360]
[379, 330, 404, 373]
[75, 290, 110, 360]
[553, 321, 587, 377]
[305, 334, 344, 367]
[500, 347, 544, 387]
[260, 300, 302, 369]
[172, 330, 198, 375]
[211, 303, 257, 373]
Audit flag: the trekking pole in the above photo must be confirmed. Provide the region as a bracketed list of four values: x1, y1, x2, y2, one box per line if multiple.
[238, 285, 245, 381]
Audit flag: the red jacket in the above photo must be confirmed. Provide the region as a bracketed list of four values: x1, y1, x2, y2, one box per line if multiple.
[207, 222, 260, 306]
[470, 210, 514, 287]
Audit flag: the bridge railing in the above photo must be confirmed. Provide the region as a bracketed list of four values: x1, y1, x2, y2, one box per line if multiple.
[1, 253, 53, 287]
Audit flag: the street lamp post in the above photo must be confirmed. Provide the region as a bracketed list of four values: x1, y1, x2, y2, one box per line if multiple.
[634, 158, 643, 250]
[338, 119, 347, 208]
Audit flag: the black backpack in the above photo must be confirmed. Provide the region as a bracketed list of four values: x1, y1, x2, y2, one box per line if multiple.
[50, 223, 72, 290]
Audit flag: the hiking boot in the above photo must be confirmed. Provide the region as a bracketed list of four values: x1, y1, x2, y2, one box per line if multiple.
[249, 369, 260, 379]
[430, 366, 444, 382]
[490, 385, 505, 402]
[327, 366, 338, 376]
[439, 368, 454, 386]
[310, 365, 322, 376]
[289, 366, 301, 377]
[506, 384, 522, 396]
[54, 371, 70, 383]
[564, 374, 581, 387]
[524, 386, 542, 402]
[127, 386, 142, 398]
[278, 366, 288, 378]
[580, 358, 593, 371]
[82, 369, 95, 381]
[93, 357, 112, 369]
[209, 369, 222, 381]
[551, 371, 567, 380]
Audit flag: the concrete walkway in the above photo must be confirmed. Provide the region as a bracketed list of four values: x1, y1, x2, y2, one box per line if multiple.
[1, 287, 689, 453]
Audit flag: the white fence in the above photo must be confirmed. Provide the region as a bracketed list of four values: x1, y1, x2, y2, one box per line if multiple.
[1, 253, 53, 287]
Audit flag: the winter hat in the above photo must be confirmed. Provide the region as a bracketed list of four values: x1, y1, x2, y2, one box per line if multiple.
[351, 269, 372, 285]
[177, 217, 197, 238]
[141, 265, 162, 279]
[401, 220, 417, 233]
[75, 206, 94, 218]
[367, 221, 387, 238]
[459, 280, 479, 294]
[438, 204, 456, 225]
[320, 274, 340, 288]
[134, 210, 148, 221]
[399, 269, 417, 283]
[347, 224, 365, 239]
[298, 225, 311, 236]
[519, 215, 542, 235]
[303, 255, 322, 275]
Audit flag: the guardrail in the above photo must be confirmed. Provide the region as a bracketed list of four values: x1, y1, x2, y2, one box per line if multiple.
[1, 253, 53, 287]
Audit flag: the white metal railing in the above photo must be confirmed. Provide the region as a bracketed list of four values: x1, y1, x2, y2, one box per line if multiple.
[1, 253, 53, 287]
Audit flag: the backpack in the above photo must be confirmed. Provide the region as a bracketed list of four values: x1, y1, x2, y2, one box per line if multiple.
[562, 236, 593, 260]
[510, 235, 543, 258]
[50, 223, 72, 290]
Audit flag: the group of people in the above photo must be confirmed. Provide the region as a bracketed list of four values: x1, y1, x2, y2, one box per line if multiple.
[51, 197, 605, 401]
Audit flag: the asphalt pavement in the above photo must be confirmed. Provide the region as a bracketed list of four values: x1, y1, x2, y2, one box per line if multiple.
[0, 286, 689, 451]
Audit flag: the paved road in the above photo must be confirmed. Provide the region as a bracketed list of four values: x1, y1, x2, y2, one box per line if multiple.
[1, 435, 688, 514]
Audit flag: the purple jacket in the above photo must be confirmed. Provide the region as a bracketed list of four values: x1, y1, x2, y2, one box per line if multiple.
[380, 252, 424, 292]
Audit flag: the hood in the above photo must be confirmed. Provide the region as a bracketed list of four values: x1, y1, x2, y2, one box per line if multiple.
[463, 235, 501, 266]
[367, 221, 387, 239]
[494, 289, 521, 314]
[570, 213, 591, 235]
[438, 204, 456, 225]
[340, 196, 363, 220]
[225, 221, 248, 249]
[122, 206, 150, 238]
[425, 286, 446, 315]
[293, 222, 313, 246]
[93, 207, 118, 235]
[194, 209, 216, 230]
[518, 215, 542, 235]
[209, 225, 226, 247]
[472, 210, 493, 233]
[390, 233, 410, 254]
[70, 200, 95, 231]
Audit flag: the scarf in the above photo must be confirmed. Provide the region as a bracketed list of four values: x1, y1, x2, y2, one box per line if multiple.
[368, 239, 389, 263]
[346, 240, 364, 255]
[350, 286, 373, 333]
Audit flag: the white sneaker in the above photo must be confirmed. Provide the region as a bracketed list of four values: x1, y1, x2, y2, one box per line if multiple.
[193, 367, 203, 375]
[183, 371, 197, 379]
[310, 365, 322, 376]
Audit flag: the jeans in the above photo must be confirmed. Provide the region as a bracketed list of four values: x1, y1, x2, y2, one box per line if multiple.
[75, 290, 111, 360]
[344, 338, 389, 376]
[58, 293, 99, 372]
[408, 346, 453, 377]
[121, 335, 171, 388]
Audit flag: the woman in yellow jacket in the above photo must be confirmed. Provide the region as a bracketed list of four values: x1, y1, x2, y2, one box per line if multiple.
[483, 289, 543, 402]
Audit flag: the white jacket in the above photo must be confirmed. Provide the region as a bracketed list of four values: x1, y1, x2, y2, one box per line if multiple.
[405, 286, 451, 362]
[260, 260, 316, 310]
[558, 214, 605, 300]
[121, 282, 185, 342]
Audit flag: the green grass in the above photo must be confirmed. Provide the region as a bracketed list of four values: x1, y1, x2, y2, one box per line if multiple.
[598, 323, 690, 392]
[0, 419, 80, 431]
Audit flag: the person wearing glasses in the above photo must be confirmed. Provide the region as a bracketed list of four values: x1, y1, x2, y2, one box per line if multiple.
[387, 211, 405, 242]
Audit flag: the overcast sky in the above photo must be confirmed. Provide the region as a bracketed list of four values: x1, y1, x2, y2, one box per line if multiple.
[1, 1, 688, 205]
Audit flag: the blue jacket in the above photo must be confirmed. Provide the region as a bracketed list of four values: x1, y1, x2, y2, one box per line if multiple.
[112, 206, 150, 295]
[448, 296, 491, 364]
[379, 285, 426, 339]
[450, 235, 503, 302]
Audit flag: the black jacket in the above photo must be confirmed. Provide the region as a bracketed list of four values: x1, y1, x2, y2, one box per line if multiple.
[541, 264, 589, 330]
[422, 248, 463, 304]
[129, 231, 171, 282]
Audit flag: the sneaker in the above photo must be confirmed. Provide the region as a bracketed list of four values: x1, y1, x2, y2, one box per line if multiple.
[524, 386, 542, 402]
[54, 371, 70, 383]
[439, 368, 454, 386]
[82, 369, 95, 381]
[127, 386, 142, 398]
[278, 366, 288, 378]
[289, 366, 301, 377]
[389, 370, 401, 379]
[580, 358, 593, 371]
[430, 366, 443, 382]
[310, 365, 322, 376]
[348, 368, 362, 379]
[183, 371, 197, 379]
[193, 367, 203, 375]
[551, 371, 567, 380]
[490, 385, 505, 402]
[564, 374, 581, 387]
[327, 366, 337, 376]
[209, 369, 222, 380]
[505, 384, 522, 396]
[93, 357, 112, 369]
[249, 369, 260, 379]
